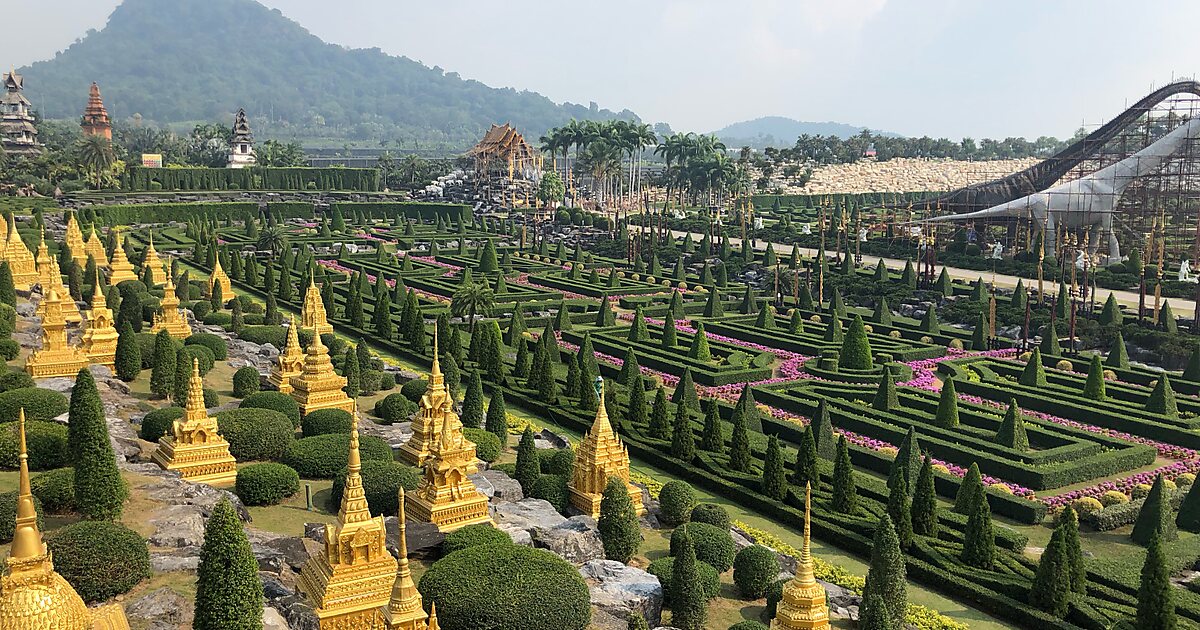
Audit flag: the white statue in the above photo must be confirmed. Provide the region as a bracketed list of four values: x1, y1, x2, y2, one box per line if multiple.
[1181, 259, 1194, 282]
[753, 217, 764, 230]
[1074, 250, 1086, 270]
[858, 227, 868, 242]
[801, 223, 812, 235]
[990, 242, 1004, 259]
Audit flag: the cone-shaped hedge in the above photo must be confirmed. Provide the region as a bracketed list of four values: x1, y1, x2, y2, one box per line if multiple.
[814, 400, 836, 460]
[1083, 354, 1106, 401]
[687, 323, 712, 362]
[1185, 345, 1200, 382]
[628, 306, 649, 342]
[863, 514, 906, 629]
[1132, 473, 1177, 545]
[935, 378, 960, 429]
[669, 531, 708, 630]
[920, 304, 939, 334]
[840, 315, 874, 370]
[617, 347, 641, 386]
[703, 287, 724, 317]
[1176, 476, 1200, 532]
[1106, 331, 1129, 369]
[872, 297, 892, 326]
[700, 399, 723, 454]
[911, 454, 939, 538]
[1137, 532, 1177, 630]
[832, 435, 857, 515]
[671, 368, 701, 413]
[823, 316, 843, 344]
[1160, 301, 1178, 334]
[193, 499, 263, 630]
[954, 463, 983, 515]
[761, 436, 787, 500]
[598, 477, 641, 564]
[671, 403, 695, 461]
[755, 303, 777, 330]
[1040, 325, 1061, 357]
[793, 426, 818, 492]
[1146, 374, 1179, 418]
[70, 368, 128, 521]
[1029, 527, 1072, 617]
[961, 478, 995, 569]
[995, 399, 1029, 451]
[788, 308, 805, 334]
[886, 473, 913, 551]
[728, 412, 751, 473]
[1019, 348, 1047, 387]
[873, 369, 898, 411]
[1099, 293, 1123, 326]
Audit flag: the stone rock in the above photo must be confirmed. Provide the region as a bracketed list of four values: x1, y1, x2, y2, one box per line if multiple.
[470, 468, 524, 502]
[15, 302, 35, 317]
[87, 364, 113, 379]
[38, 377, 75, 393]
[150, 548, 200, 573]
[384, 517, 445, 561]
[731, 527, 754, 551]
[493, 498, 603, 563]
[580, 559, 663, 627]
[125, 587, 190, 628]
[263, 607, 289, 630]
[148, 505, 208, 548]
[492, 498, 567, 530]
[304, 522, 326, 542]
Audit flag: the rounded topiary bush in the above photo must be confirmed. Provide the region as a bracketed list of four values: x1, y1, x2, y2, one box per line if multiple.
[0, 420, 69, 470]
[203, 388, 219, 408]
[0, 370, 34, 393]
[240, 391, 301, 427]
[237, 325, 285, 348]
[191, 300, 212, 318]
[530, 474, 569, 513]
[235, 462, 301, 506]
[545, 447, 575, 476]
[442, 523, 513, 554]
[179, 344, 215, 375]
[1072, 496, 1104, 516]
[0, 339, 19, 361]
[690, 503, 731, 530]
[418, 544, 591, 630]
[647, 556, 721, 601]
[47, 521, 151, 603]
[232, 367, 261, 398]
[733, 544, 779, 598]
[215, 408, 295, 461]
[286, 433, 392, 479]
[670, 522, 735, 572]
[765, 577, 789, 619]
[658, 480, 696, 527]
[0, 491, 43, 543]
[139, 406, 185, 442]
[301, 409, 354, 438]
[463, 428, 501, 463]
[0, 387, 69, 422]
[202, 312, 232, 326]
[374, 392, 417, 424]
[185, 333, 229, 360]
[328, 460, 420, 515]
[378, 373, 396, 391]
[400, 378, 428, 402]
[31, 467, 75, 514]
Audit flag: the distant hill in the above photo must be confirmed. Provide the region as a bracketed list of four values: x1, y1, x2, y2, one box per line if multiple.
[19, 0, 637, 151]
[712, 116, 900, 149]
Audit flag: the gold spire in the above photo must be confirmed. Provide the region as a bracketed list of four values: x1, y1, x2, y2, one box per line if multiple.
[26, 286, 90, 379]
[771, 482, 829, 630]
[427, 603, 440, 630]
[383, 491, 428, 629]
[208, 252, 232, 300]
[152, 256, 191, 338]
[568, 376, 644, 518]
[81, 268, 119, 370]
[269, 315, 305, 394]
[797, 482, 815, 584]
[406, 399, 491, 533]
[288, 327, 355, 417]
[151, 356, 237, 487]
[301, 266, 333, 335]
[11, 410, 42, 561]
[338, 413, 372, 525]
[107, 228, 138, 285]
[3, 215, 37, 292]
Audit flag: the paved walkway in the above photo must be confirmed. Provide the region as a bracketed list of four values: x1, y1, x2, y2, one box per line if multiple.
[669, 229, 1198, 314]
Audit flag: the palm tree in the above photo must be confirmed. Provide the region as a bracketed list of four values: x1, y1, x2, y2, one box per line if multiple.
[76, 135, 115, 190]
[451, 281, 495, 334]
[256, 225, 290, 256]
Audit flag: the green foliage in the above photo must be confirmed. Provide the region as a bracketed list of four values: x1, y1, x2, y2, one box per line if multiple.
[733, 544, 779, 599]
[648, 386, 670, 440]
[1107, 331, 1130, 369]
[659, 480, 697, 527]
[285, 432, 391, 478]
[671, 403, 695, 461]
[687, 323, 712, 362]
[31, 468, 75, 514]
[443, 523, 513, 555]
[300, 408, 353, 437]
[485, 388, 508, 444]
[646, 555, 721, 602]
[1137, 533, 1177, 630]
[995, 399, 1029, 451]
[961, 479, 995, 569]
[728, 410, 751, 472]
[461, 371, 485, 428]
[863, 514, 906, 629]
[668, 532, 708, 630]
[328, 460, 420, 516]
[886, 471, 913, 550]
[240, 391, 300, 426]
[839, 315, 873, 370]
[690, 503, 730, 530]
[792, 426, 818, 492]
[232, 366, 261, 398]
[1019, 347, 1047, 387]
[935, 377, 960, 428]
[235, 462, 300, 506]
[69, 369, 126, 520]
[0, 387, 67, 423]
[193, 500, 263, 630]
[47, 521, 150, 603]
[215, 408, 295, 461]
[832, 435, 858, 514]
[1083, 354, 1106, 401]
[670, 522, 735, 573]
[0, 491, 42, 543]
[0, 420, 68, 471]
[515, 427, 540, 495]
[373, 392, 417, 425]
[464, 428, 501, 463]
[911, 455, 938, 538]
[1146, 374, 1179, 418]
[873, 368, 898, 411]
[671, 367, 700, 413]
[598, 477, 641, 563]
[530, 473, 569, 513]
[1099, 293, 1123, 326]
[1133, 474, 1177, 545]
[954, 462, 983, 515]
[1030, 524, 1073, 617]
[115, 323, 142, 381]
[138, 406, 184, 442]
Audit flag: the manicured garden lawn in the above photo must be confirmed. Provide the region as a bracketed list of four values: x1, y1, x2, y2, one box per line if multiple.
[244, 474, 336, 538]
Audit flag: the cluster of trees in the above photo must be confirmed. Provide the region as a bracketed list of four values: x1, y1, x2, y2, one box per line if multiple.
[540, 119, 658, 207]
[759, 129, 1080, 166]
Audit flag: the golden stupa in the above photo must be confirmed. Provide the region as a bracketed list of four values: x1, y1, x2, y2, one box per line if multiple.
[26, 287, 90, 379]
[301, 268, 334, 336]
[0, 410, 131, 630]
[208, 255, 232, 301]
[771, 483, 830, 630]
[35, 257, 82, 324]
[81, 272, 119, 370]
[151, 265, 192, 339]
[298, 416, 397, 628]
[64, 212, 87, 265]
[399, 339, 467, 468]
[269, 316, 305, 395]
[382, 491, 430, 630]
[34, 229, 53, 290]
[289, 332, 356, 417]
[85, 225, 108, 269]
[151, 358, 237, 486]
[106, 230, 137, 285]
[140, 231, 165, 287]
[2, 217, 38, 293]
[405, 408, 491, 533]
[568, 377, 645, 518]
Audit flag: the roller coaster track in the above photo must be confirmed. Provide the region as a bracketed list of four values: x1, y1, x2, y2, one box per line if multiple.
[912, 80, 1200, 215]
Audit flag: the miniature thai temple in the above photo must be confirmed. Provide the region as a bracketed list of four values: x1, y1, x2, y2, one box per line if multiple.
[301, 269, 334, 335]
[298, 417, 397, 628]
[34, 230, 52, 289]
[399, 339, 463, 467]
[107, 230, 137, 285]
[569, 377, 645, 518]
[64, 213, 87, 264]
[152, 267, 192, 339]
[208, 255, 232, 300]
[269, 316, 305, 394]
[382, 492, 430, 630]
[405, 412, 491, 532]
[466, 123, 542, 208]
[152, 359, 237, 486]
[289, 333, 355, 416]
[0, 410, 131, 629]
[0, 72, 42, 158]
[140, 232, 166, 286]
[85, 225, 108, 268]
[771, 483, 830, 630]
[80, 82, 112, 140]
[227, 108, 257, 168]
[26, 287, 90, 379]
[36, 257, 82, 324]
[3, 217, 38, 292]
[81, 273, 119, 369]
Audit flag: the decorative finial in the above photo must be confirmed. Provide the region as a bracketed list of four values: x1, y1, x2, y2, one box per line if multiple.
[11, 408, 44, 560]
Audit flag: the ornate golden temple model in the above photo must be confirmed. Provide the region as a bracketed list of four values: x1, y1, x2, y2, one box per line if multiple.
[208, 255, 232, 300]
[151, 359, 238, 486]
[3, 216, 39, 292]
[298, 418, 398, 628]
[302, 268, 334, 336]
[140, 231, 166, 287]
[405, 402, 491, 532]
[382, 492, 432, 630]
[269, 316, 305, 394]
[34, 229, 53, 289]
[289, 332, 356, 417]
[771, 483, 830, 630]
[107, 230, 138, 285]
[26, 287, 90, 379]
[569, 377, 645, 518]
[399, 339, 463, 467]
[85, 225, 107, 268]
[36, 256, 82, 324]
[0, 409, 131, 629]
[81, 272, 119, 370]
[151, 263, 192, 339]
[64, 212, 87, 265]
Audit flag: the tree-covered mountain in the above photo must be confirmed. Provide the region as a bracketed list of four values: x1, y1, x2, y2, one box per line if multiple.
[712, 116, 900, 149]
[19, 0, 637, 151]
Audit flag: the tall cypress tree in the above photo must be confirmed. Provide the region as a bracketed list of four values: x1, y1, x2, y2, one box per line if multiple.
[598, 477, 641, 564]
[193, 499, 263, 630]
[1106, 330, 1129, 369]
[700, 398, 723, 453]
[626, 376, 648, 429]
[761, 436, 788, 500]
[69, 368, 128, 520]
[863, 514, 907, 629]
[832, 435, 857, 514]
[484, 388, 508, 443]
[514, 427, 539, 494]
[617, 347, 641, 386]
[460, 372, 485, 428]
[669, 532, 707, 630]
[373, 290, 393, 339]
[793, 425, 818, 491]
[342, 348, 361, 398]
[961, 480, 995, 569]
[813, 399, 836, 460]
[114, 322, 141, 381]
[1083, 354, 1106, 401]
[628, 306, 649, 342]
[729, 411, 751, 472]
[886, 470, 913, 550]
[1029, 527, 1073, 617]
[649, 386, 671, 440]
[671, 367, 700, 413]
[1132, 473, 1177, 545]
[1137, 532, 1177, 630]
[1057, 505, 1086, 595]
[0, 262, 15, 307]
[671, 403, 696, 461]
[911, 454, 939, 538]
[954, 462, 984, 515]
[662, 310, 679, 348]
[935, 377, 960, 428]
[172, 351, 191, 405]
[149, 330, 176, 399]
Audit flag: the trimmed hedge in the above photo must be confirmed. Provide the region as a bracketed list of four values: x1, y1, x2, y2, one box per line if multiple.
[215, 408, 295, 461]
[285, 433, 392, 479]
[139, 406, 185, 442]
[670, 521, 735, 573]
[464, 428, 501, 463]
[327, 460, 420, 516]
[235, 462, 300, 506]
[659, 480, 697, 526]
[240, 391, 301, 427]
[121, 167, 380, 193]
[373, 392, 417, 424]
[185, 333, 229, 360]
[31, 468, 75, 514]
[0, 387, 69, 422]
[690, 503, 731, 530]
[301, 408, 354, 437]
[442, 523, 513, 554]
[0, 420, 70, 470]
[180, 344, 216, 375]
[0, 370, 34, 393]
[46, 521, 151, 603]
[232, 366, 261, 398]
[646, 556, 721, 601]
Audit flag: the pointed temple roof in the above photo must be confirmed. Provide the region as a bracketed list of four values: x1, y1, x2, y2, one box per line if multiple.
[466, 123, 538, 163]
[231, 108, 253, 144]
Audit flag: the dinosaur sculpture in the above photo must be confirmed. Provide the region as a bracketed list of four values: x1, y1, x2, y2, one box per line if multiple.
[919, 117, 1200, 262]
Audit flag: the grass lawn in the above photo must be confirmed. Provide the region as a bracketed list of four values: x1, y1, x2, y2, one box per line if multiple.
[245, 474, 337, 538]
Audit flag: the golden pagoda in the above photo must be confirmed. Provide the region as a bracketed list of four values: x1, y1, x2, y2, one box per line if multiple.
[151, 358, 237, 486]
[208, 255, 232, 301]
[85, 225, 108, 268]
[405, 411, 491, 533]
[151, 264, 192, 339]
[399, 338, 469, 468]
[3, 217, 38, 292]
[81, 272, 119, 370]
[382, 491, 430, 630]
[36, 257, 82, 324]
[64, 212, 87, 265]
[107, 230, 137, 285]
[26, 287, 90, 379]
[298, 417, 397, 628]
[140, 231, 165, 287]
[34, 229, 52, 289]
[568, 377, 645, 518]
[771, 483, 830, 630]
[0, 410, 131, 630]
[289, 332, 356, 417]
[302, 268, 334, 336]
[269, 316, 305, 394]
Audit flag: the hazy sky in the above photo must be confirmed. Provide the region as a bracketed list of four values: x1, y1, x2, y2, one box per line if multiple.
[3, 0, 1198, 139]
